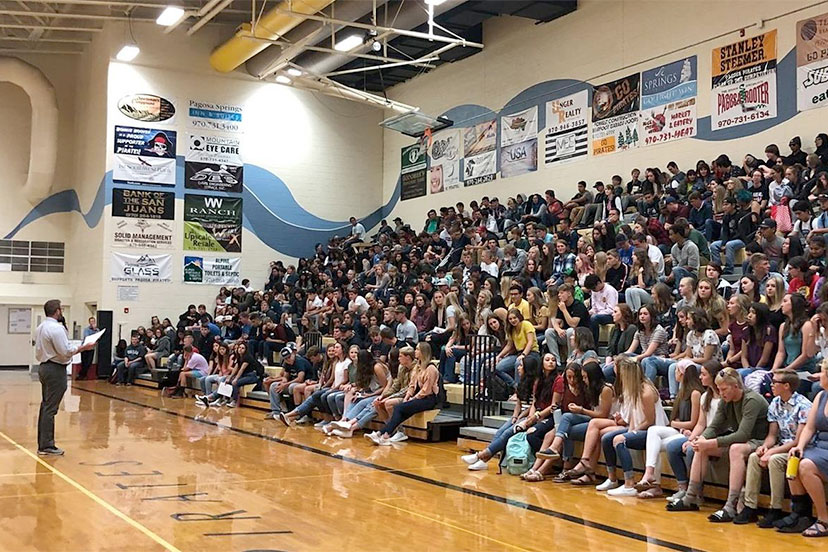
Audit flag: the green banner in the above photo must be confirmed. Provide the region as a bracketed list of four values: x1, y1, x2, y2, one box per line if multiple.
[183, 194, 242, 252]
[400, 143, 427, 201]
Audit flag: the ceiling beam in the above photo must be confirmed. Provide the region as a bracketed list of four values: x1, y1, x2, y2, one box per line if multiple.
[0, 47, 83, 54]
[0, 35, 91, 43]
[0, 21, 101, 31]
[5, 0, 249, 13]
[0, 10, 156, 21]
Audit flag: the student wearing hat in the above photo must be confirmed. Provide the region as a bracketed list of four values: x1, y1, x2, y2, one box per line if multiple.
[263, 345, 316, 420]
[786, 136, 808, 167]
[812, 194, 828, 236]
[710, 191, 757, 274]
[791, 199, 815, 257]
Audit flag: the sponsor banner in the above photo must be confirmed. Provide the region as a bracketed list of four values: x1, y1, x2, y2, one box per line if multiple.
[183, 256, 241, 285]
[639, 57, 698, 145]
[187, 99, 243, 133]
[592, 73, 640, 122]
[797, 13, 828, 111]
[464, 150, 497, 187]
[428, 128, 462, 192]
[185, 134, 243, 193]
[183, 195, 243, 253]
[113, 125, 177, 186]
[463, 119, 496, 157]
[400, 143, 427, 200]
[544, 90, 589, 164]
[112, 218, 174, 249]
[117, 94, 175, 123]
[711, 30, 777, 130]
[110, 252, 172, 283]
[501, 138, 538, 178]
[500, 106, 538, 147]
[112, 188, 174, 219]
[592, 111, 639, 156]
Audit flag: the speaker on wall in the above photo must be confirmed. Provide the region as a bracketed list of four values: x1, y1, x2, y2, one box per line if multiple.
[96, 310, 113, 378]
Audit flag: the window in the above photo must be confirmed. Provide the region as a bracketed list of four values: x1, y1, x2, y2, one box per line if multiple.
[0, 240, 64, 273]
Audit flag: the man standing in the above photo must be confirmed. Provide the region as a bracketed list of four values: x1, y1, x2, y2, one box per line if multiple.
[78, 316, 98, 380]
[34, 299, 95, 456]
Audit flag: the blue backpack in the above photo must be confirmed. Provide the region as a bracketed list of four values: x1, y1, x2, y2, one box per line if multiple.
[500, 431, 535, 475]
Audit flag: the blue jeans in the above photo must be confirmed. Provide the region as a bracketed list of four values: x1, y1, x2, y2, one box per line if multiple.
[703, 219, 720, 242]
[602, 428, 629, 474]
[641, 356, 677, 398]
[326, 391, 346, 417]
[590, 313, 614, 344]
[231, 372, 259, 400]
[738, 367, 756, 379]
[495, 351, 539, 390]
[710, 239, 745, 272]
[294, 387, 330, 417]
[439, 347, 466, 383]
[485, 419, 519, 457]
[669, 266, 694, 288]
[201, 374, 224, 395]
[556, 412, 590, 461]
[614, 429, 649, 479]
[344, 396, 378, 429]
[665, 435, 694, 484]
[268, 382, 284, 414]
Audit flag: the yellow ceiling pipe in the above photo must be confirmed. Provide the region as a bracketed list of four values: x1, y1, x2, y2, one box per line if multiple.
[210, 0, 335, 73]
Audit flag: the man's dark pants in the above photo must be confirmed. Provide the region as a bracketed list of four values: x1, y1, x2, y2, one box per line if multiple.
[38, 361, 68, 451]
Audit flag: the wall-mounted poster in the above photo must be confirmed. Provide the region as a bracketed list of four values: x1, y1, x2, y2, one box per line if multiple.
[117, 94, 176, 123]
[183, 195, 243, 253]
[183, 256, 241, 285]
[113, 126, 177, 186]
[500, 106, 538, 147]
[7, 307, 31, 334]
[428, 128, 462, 193]
[639, 57, 697, 145]
[400, 143, 427, 201]
[544, 90, 589, 164]
[188, 99, 243, 133]
[797, 13, 828, 111]
[463, 120, 497, 187]
[111, 188, 174, 249]
[185, 134, 243, 193]
[711, 30, 777, 130]
[110, 252, 172, 283]
[500, 139, 538, 178]
[591, 73, 640, 156]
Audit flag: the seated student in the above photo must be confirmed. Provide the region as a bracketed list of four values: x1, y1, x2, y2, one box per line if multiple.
[145, 327, 171, 370]
[115, 334, 147, 386]
[634, 364, 704, 498]
[544, 283, 590, 365]
[567, 327, 598, 366]
[786, 359, 828, 537]
[668, 307, 723, 399]
[394, 306, 419, 345]
[583, 274, 618, 344]
[735, 369, 811, 526]
[366, 342, 440, 446]
[439, 313, 473, 384]
[325, 351, 390, 437]
[494, 308, 540, 393]
[374, 347, 413, 423]
[667, 367, 769, 516]
[600, 304, 637, 381]
[722, 295, 751, 369]
[739, 302, 778, 378]
[772, 294, 818, 396]
[631, 304, 672, 386]
[262, 345, 314, 420]
[278, 341, 350, 425]
[196, 342, 231, 404]
[461, 354, 544, 471]
[225, 342, 262, 408]
[321, 344, 360, 424]
[164, 343, 210, 397]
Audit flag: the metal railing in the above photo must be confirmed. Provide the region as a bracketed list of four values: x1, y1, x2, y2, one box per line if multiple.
[462, 334, 500, 425]
[302, 330, 323, 353]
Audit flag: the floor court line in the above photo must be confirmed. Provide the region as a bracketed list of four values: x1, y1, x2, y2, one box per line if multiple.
[73, 385, 701, 552]
[0, 430, 183, 552]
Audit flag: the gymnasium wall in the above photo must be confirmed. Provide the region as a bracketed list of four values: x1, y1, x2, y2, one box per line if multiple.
[381, 0, 828, 225]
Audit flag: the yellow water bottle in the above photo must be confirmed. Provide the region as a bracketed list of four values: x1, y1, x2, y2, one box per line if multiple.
[786, 451, 801, 480]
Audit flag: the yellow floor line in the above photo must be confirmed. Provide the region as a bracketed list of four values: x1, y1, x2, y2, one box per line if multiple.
[0, 430, 182, 552]
[373, 499, 535, 552]
[0, 472, 41, 477]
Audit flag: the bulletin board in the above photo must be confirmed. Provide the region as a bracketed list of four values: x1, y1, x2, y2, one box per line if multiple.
[8, 308, 32, 334]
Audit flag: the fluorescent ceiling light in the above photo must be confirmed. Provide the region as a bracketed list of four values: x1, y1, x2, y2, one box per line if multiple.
[275, 75, 292, 84]
[116, 44, 140, 61]
[334, 34, 363, 52]
[156, 6, 185, 26]
[286, 68, 302, 77]
[425, 0, 447, 5]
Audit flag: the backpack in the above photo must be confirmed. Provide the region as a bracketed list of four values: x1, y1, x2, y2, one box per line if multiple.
[500, 431, 535, 476]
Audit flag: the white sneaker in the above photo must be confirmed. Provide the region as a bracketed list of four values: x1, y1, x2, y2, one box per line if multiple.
[596, 478, 620, 491]
[333, 420, 351, 430]
[208, 398, 223, 406]
[378, 436, 392, 446]
[296, 415, 312, 424]
[389, 431, 408, 443]
[314, 422, 330, 433]
[461, 453, 479, 465]
[367, 432, 382, 445]
[323, 424, 335, 435]
[226, 400, 237, 408]
[468, 459, 488, 471]
[364, 431, 379, 441]
[332, 429, 353, 438]
[313, 420, 327, 429]
[607, 485, 637, 497]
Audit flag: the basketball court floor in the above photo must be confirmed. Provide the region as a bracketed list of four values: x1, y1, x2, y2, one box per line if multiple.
[0, 371, 821, 552]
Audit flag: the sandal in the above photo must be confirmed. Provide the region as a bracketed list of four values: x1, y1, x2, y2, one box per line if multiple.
[524, 471, 546, 482]
[636, 486, 663, 499]
[708, 509, 734, 523]
[552, 471, 573, 483]
[570, 472, 597, 486]
[634, 479, 656, 492]
[803, 520, 828, 538]
[520, 470, 537, 480]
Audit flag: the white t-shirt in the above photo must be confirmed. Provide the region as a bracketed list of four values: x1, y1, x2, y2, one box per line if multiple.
[686, 329, 722, 360]
[349, 296, 369, 314]
[351, 223, 366, 239]
[333, 359, 352, 388]
[480, 261, 499, 278]
[647, 244, 665, 277]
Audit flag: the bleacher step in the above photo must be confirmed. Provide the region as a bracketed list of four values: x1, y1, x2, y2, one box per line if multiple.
[458, 426, 497, 442]
[482, 415, 510, 429]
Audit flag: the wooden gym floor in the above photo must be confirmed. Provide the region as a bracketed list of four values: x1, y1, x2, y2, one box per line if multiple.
[0, 371, 823, 552]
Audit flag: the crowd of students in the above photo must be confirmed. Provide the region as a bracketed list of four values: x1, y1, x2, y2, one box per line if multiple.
[102, 132, 828, 537]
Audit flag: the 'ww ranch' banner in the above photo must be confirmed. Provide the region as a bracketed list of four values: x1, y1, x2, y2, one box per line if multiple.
[640, 57, 697, 145]
[797, 13, 828, 111]
[711, 30, 777, 130]
[183, 256, 241, 285]
[113, 126, 177, 186]
[591, 74, 640, 156]
[400, 144, 427, 201]
[111, 188, 174, 249]
[545, 90, 589, 165]
[185, 134, 243, 193]
[183, 195, 243, 253]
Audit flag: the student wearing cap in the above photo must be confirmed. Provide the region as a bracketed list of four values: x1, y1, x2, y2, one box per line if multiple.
[615, 233, 634, 266]
[578, 182, 607, 229]
[812, 194, 828, 236]
[786, 136, 808, 166]
[263, 345, 315, 420]
[710, 191, 757, 274]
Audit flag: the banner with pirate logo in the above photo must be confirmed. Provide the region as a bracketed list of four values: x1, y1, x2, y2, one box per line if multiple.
[500, 138, 538, 178]
[500, 106, 538, 147]
[639, 56, 697, 146]
[428, 128, 461, 193]
[113, 126, 177, 186]
[183, 194, 243, 253]
[591, 73, 640, 156]
[544, 90, 589, 164]
[185, 134, 243, 193]
[797, 13, 828, 111]
[111, 188, 175, 249]
[183, 255, 241, 285]
[110, 252, 172, 283]
[711, 30, 777, 130]
[400, 143, 427, 201]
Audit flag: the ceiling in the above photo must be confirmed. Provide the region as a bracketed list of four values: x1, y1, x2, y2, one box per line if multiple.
[327, 0, 577, 92]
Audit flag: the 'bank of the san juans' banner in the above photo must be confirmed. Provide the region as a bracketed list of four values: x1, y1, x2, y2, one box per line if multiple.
[400, 143, 427, 200]
[545, 90, 589, 165]
[183, 194, 243, 253]
[797, 13, 828, 111]
[428, 128, 462, 193]
[639, 57, 698, 145]
[591, 73, 640, 156]
[183, 255, 241, 285]
[463, 119, 497, 186]
[113, 126, 177, 186]
[111, 188, 174, 249]
[185, 134, 243, 193]
[500, 107, 538, 178]
[711, 30, 777, 130]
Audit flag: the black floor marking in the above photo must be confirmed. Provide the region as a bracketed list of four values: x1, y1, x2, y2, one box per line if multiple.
[74, 386, 701, 552]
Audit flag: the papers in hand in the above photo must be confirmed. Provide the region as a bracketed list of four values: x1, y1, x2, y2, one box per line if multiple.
[82, 329, 106, 346]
